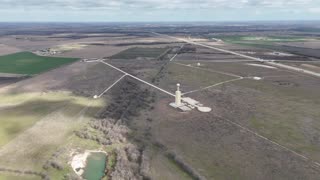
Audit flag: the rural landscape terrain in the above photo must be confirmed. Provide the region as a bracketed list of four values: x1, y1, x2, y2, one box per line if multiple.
[0, 22, 320, 180]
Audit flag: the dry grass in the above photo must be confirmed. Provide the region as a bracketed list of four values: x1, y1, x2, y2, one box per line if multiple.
[51, 43, 88, 52]
[0, 91, 104, 171]
[0, 44, 21, 56]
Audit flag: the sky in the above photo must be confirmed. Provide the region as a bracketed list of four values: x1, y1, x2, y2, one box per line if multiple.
[0, 0, 320, 22]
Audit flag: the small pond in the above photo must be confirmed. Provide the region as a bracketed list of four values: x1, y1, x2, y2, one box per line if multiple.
[82, 152, 107, 180]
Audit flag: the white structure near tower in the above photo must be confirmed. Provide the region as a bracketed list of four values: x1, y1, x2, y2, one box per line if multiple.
[169, 83, 212, 113]
[175, 83, 182, 106]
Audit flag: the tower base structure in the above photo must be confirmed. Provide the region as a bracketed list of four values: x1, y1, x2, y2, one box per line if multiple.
[169, 97, 212, 113]
[170, 83, 211, 113]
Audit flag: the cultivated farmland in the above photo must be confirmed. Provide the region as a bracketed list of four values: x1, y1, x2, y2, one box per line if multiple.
[0, 52, 78, 75]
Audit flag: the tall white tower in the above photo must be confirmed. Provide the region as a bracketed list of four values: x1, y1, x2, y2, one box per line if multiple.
[175, 83, 182, 106]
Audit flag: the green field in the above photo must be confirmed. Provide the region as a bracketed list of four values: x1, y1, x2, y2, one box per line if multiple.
[111, 47, 170, 60]
[0, 52, 78, 75]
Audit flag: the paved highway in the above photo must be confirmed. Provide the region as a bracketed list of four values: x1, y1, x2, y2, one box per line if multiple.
[152, 32, 320, 78]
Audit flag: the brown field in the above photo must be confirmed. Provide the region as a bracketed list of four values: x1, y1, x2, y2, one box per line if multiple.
[0, 44, 21, 56]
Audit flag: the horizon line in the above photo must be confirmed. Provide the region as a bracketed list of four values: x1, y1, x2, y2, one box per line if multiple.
[0, 20, 320, 23]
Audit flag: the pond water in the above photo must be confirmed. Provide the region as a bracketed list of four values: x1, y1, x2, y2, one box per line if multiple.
[82, 152, 107, 180]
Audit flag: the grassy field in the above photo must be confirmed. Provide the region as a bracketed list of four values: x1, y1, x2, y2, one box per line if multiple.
[0, 174, 40, 180]
[186, 61, 320, 160]
[0, 92, 104, 147]
[0, 52, 78, 75]
[0, 91, 105, 168]
[110, 47, 170, 60]
[129, 58, 320, 179]
[215, 35, 315, 45]
[158, 63, 235, 93]
[149, 148, 193, 180]
[0, 90, 108, 179]
[235, 77, 320, 160]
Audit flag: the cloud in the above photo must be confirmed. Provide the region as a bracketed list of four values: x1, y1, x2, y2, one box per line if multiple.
[0, 0, 318, 11]
[308, 8, 320, 13]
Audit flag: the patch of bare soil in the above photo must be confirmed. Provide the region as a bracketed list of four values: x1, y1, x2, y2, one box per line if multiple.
[0, 44, 21, 55]
[59, 45, 128, 59]
[280, 41, 320, 50]
[0, 36, 64, 51]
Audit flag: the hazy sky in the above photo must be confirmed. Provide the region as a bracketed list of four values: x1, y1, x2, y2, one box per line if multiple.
[0, 0, 320, 22]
